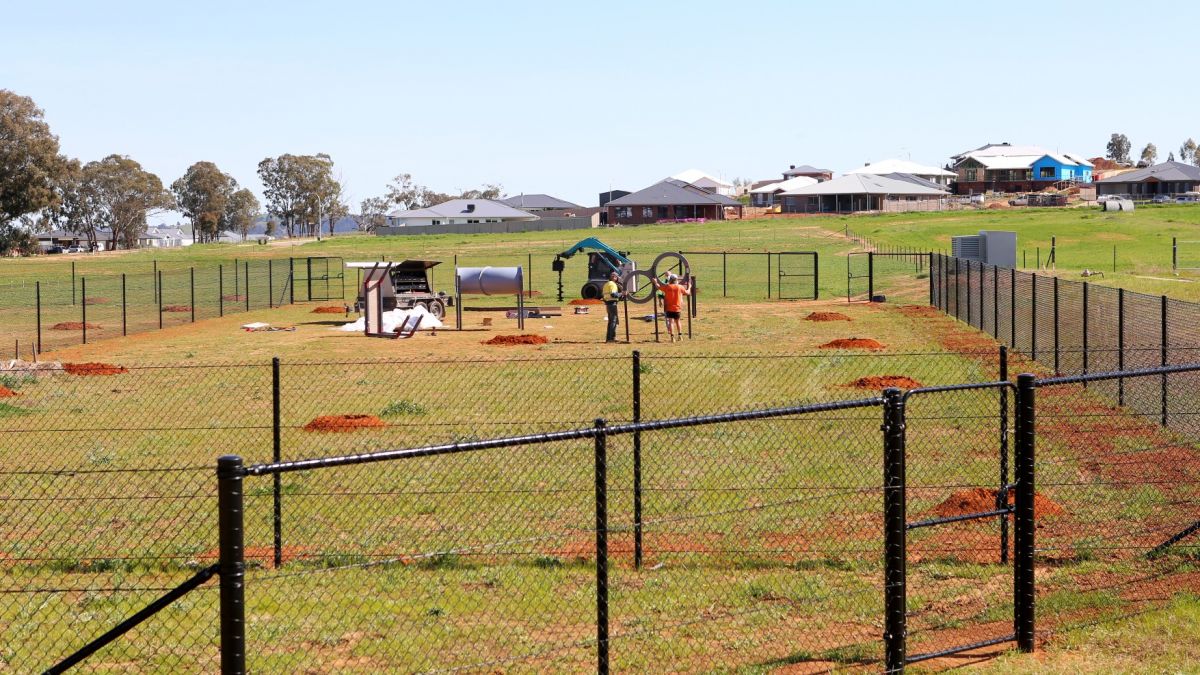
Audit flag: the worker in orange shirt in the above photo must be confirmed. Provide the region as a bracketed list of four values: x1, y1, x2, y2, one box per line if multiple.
[655, 273, 691, 342]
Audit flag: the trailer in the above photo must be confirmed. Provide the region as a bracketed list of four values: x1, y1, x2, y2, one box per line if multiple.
[349, 260, 453, 319]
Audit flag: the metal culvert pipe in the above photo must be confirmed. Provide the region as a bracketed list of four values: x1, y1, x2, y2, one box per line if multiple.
[456, 266, 524, 296]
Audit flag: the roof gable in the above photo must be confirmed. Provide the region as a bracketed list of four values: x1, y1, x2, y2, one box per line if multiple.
[607, 179, 741, 207]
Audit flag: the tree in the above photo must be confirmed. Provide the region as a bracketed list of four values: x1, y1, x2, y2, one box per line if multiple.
[0, 90, 71, 225]
[172, 162, 237, 244]
[56, 155, 172, 250]
[358, 196, 390, 232]
[0, 221, 39, 256]
[1106, 133, 1132, 164]
[458, 184, 503, 200]
[259, 154, 341, 238]
[223, 188, 260, 241]
[265, 218, 279, 237]
[1169, 152, 1176, 162]
[1182, 138, 1198, 165]
[258, 155, 305, 238]
[384, 173, 432, 210]
[1140, 143, 1158, 165]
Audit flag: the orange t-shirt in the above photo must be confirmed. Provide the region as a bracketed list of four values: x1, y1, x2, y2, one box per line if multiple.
[660, 283, 688, 313]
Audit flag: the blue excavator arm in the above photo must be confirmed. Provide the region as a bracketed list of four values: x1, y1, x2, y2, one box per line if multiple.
[556, 237, 633, 269]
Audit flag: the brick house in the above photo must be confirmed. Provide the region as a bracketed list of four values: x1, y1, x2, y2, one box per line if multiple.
[605, 179, 742, 225]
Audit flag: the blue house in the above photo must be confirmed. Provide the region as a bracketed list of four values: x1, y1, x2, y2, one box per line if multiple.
[951, 143, 1093, 194]
[1031, 154, 1093, 183]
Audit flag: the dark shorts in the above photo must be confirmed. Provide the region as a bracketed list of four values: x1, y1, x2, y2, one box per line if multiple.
[664, 310, 681, 320]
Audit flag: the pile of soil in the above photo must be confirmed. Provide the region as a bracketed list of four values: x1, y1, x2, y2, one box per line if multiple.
[568, 298, 603, 306]
[931, 487, 1064, 519]
[805, 311, 851, 322]
[986, 202, 1011, 210]
[482, 334, 549, 346]
[0, 385, 18, 397]
[311, 305, 346, 314]
[222, 294, 245, 302]
[83, 297, 110, 305]
[162, 305, 192, 313]
[303, 414, 387, 432]
[897, 305, 942, 318]
[51, 322, 101, 331]
[849, 375, 922, 389]
[521, 290, 543, 297]
[63, 362, 128, 376]
[819, 338, 885, 350]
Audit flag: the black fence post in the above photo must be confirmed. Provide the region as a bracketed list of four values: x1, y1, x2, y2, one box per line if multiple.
[1010, 268, 1016, 348]
[245, 262, 251, 312]
[219, 265, 224, 317]
[953, 256, 959, 318]
[35, 278, 41, 353]
[1013, 374, 1037, 653]
[882, 387, 907, 673]
[622, 295, 630, 343]
[217, 455, 247, 673]
[992, 264, 999, 340]
[288, 258, 295, 305]
[652, 291, 660, 343]
[157, 270, 163, 330]
[1173, 236, 1178, 273]
[593, 419, 610, 675]
[966, 260, 972, 326]
[272, 357, 284, 569]
[766, 252, 772, 299]
[722, 251, 727, 297]
[190, 268, 196, 323]
[813, 252, 819, 300]
[81, 277, 87, 345]
[1118, 288, 1126, 406]
[999, 345, 1010, 564]
[1030, 274, 1038, 361]
[306, 257, 313, 302]
[71, 260, 76, 306]
[1082, 282, 1089, 385]
[152, 260, 158, 303]
[632, 351, 643, 570]
[1161, 296, 1168, 427]
[121, 273, 127, 337]
[269, 260, 274, 309]
[868, 252, 874, 302]
[1052, 276, 1059, 375]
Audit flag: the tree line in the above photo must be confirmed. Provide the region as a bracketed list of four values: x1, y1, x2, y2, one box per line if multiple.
[1106, 133, 1200, 168]
[1, 89, 504, 256]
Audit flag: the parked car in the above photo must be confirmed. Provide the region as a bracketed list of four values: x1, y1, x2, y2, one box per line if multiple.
[1151, 195, 1173, 204]
[45, 245, 64, 254]
[1097, 194, 1124, 202]
[1177, 192, 1200, 203]
[64, 246, 85, 253]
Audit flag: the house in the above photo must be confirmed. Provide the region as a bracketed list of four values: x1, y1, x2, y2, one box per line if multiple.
[1095, 161, 1200, 198]
[37, 229, 116, 252]
[951, 143, 1093, 194]
[606, 179, 742, 225]
[781, 164, 834, 182]
[138, 226, 192, 248]
[385, 199, 539, 227]
[749, 176, 819, 207]
[669, 169, 735, 196]
[845, 159, 956, 187]
[598, 190, 631, 207]
[498, 194, 583, 212]
[779, 173, 948, 214]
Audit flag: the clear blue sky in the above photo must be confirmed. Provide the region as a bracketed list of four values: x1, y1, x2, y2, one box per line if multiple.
[7, 0, 1198, 220]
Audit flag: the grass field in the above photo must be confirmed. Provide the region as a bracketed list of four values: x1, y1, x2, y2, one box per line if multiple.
[2, 209, 1199, 671]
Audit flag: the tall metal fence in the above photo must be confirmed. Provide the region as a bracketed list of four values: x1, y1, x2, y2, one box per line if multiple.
[0, 257, 343, 356]
[3, 350, 1199, 672]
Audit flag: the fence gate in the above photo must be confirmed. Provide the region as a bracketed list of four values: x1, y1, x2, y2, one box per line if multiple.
[883, 379, 1033, 672]
[299, 256, 345, 301]
[847, 252, 872, 302]
[775, 251, 818, 300]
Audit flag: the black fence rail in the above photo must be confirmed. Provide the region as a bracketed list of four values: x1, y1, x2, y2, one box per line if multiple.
[6, 354, 1199, 672]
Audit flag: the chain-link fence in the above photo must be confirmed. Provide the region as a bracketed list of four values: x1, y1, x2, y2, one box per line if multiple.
[4, 352, 1199, 672]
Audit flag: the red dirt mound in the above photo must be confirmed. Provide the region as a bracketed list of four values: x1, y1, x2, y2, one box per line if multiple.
[222, 294, 245, 301]
[0, 386, 18, 397]
[83, 297, 110, 305]
[568, 298, 604, 305]
[849, 375, 922, 389]
[897, 305, 942, 318]
[805, 311, 851, 322]
[483, 334, 549, 346]
[162, 305, 192, 312]
[819, 338, 885, 350]
[63, 362, 128, 376]
[311, 306, 346, 314]
[51, 322, 101, 331]
[303, 414, 387, 432]
[931, 487, 1064, 519]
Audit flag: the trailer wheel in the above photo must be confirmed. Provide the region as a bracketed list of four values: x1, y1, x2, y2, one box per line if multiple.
[580, 282, 602, 300]
[426, 299, 445, 319]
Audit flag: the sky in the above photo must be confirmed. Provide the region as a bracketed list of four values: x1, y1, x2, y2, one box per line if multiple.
[6, 0, 1200, 223]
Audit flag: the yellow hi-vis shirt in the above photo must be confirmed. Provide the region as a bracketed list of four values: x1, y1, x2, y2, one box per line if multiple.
[602, 280, 621, 301]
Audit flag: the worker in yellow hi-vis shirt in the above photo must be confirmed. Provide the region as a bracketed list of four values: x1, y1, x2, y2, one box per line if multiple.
[602, 271, 622, 342]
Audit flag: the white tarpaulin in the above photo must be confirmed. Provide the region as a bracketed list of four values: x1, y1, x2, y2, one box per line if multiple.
[337, 305, 443, 333]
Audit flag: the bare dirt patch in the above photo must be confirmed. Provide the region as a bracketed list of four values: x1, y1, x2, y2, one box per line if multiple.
[303, 414, 387, 432]
[222, 294, 245, 302]
[805, 311, 851, 322]
[819, 338, 884, 350]
[896, 305, 943, 318]
[930, 487, 1064, 519]
[483, 334, 549, 346]
[83, 297, 110, 305]
[162, 305, 192, 313]
[51, 322, 101, 331]
[311, 306, 346, 314]
[63, 362, 128, 376]
[521, 290, 543, 297]
[568, 298, 603, 305]
[0, 386, 18, 397]
[849, 375, 922, 389]
[201, 545, 312, 569]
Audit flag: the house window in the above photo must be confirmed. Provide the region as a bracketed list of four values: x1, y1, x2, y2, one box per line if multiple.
[467, 219, 480, 224]
[431, 220, 441, 225]
[658, 206, 669, 219]
[642, 207, 654, 219]
[965, 168, 977, 181]
[1039, 167, 1055, 178]
[616, 207, 632, 219]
